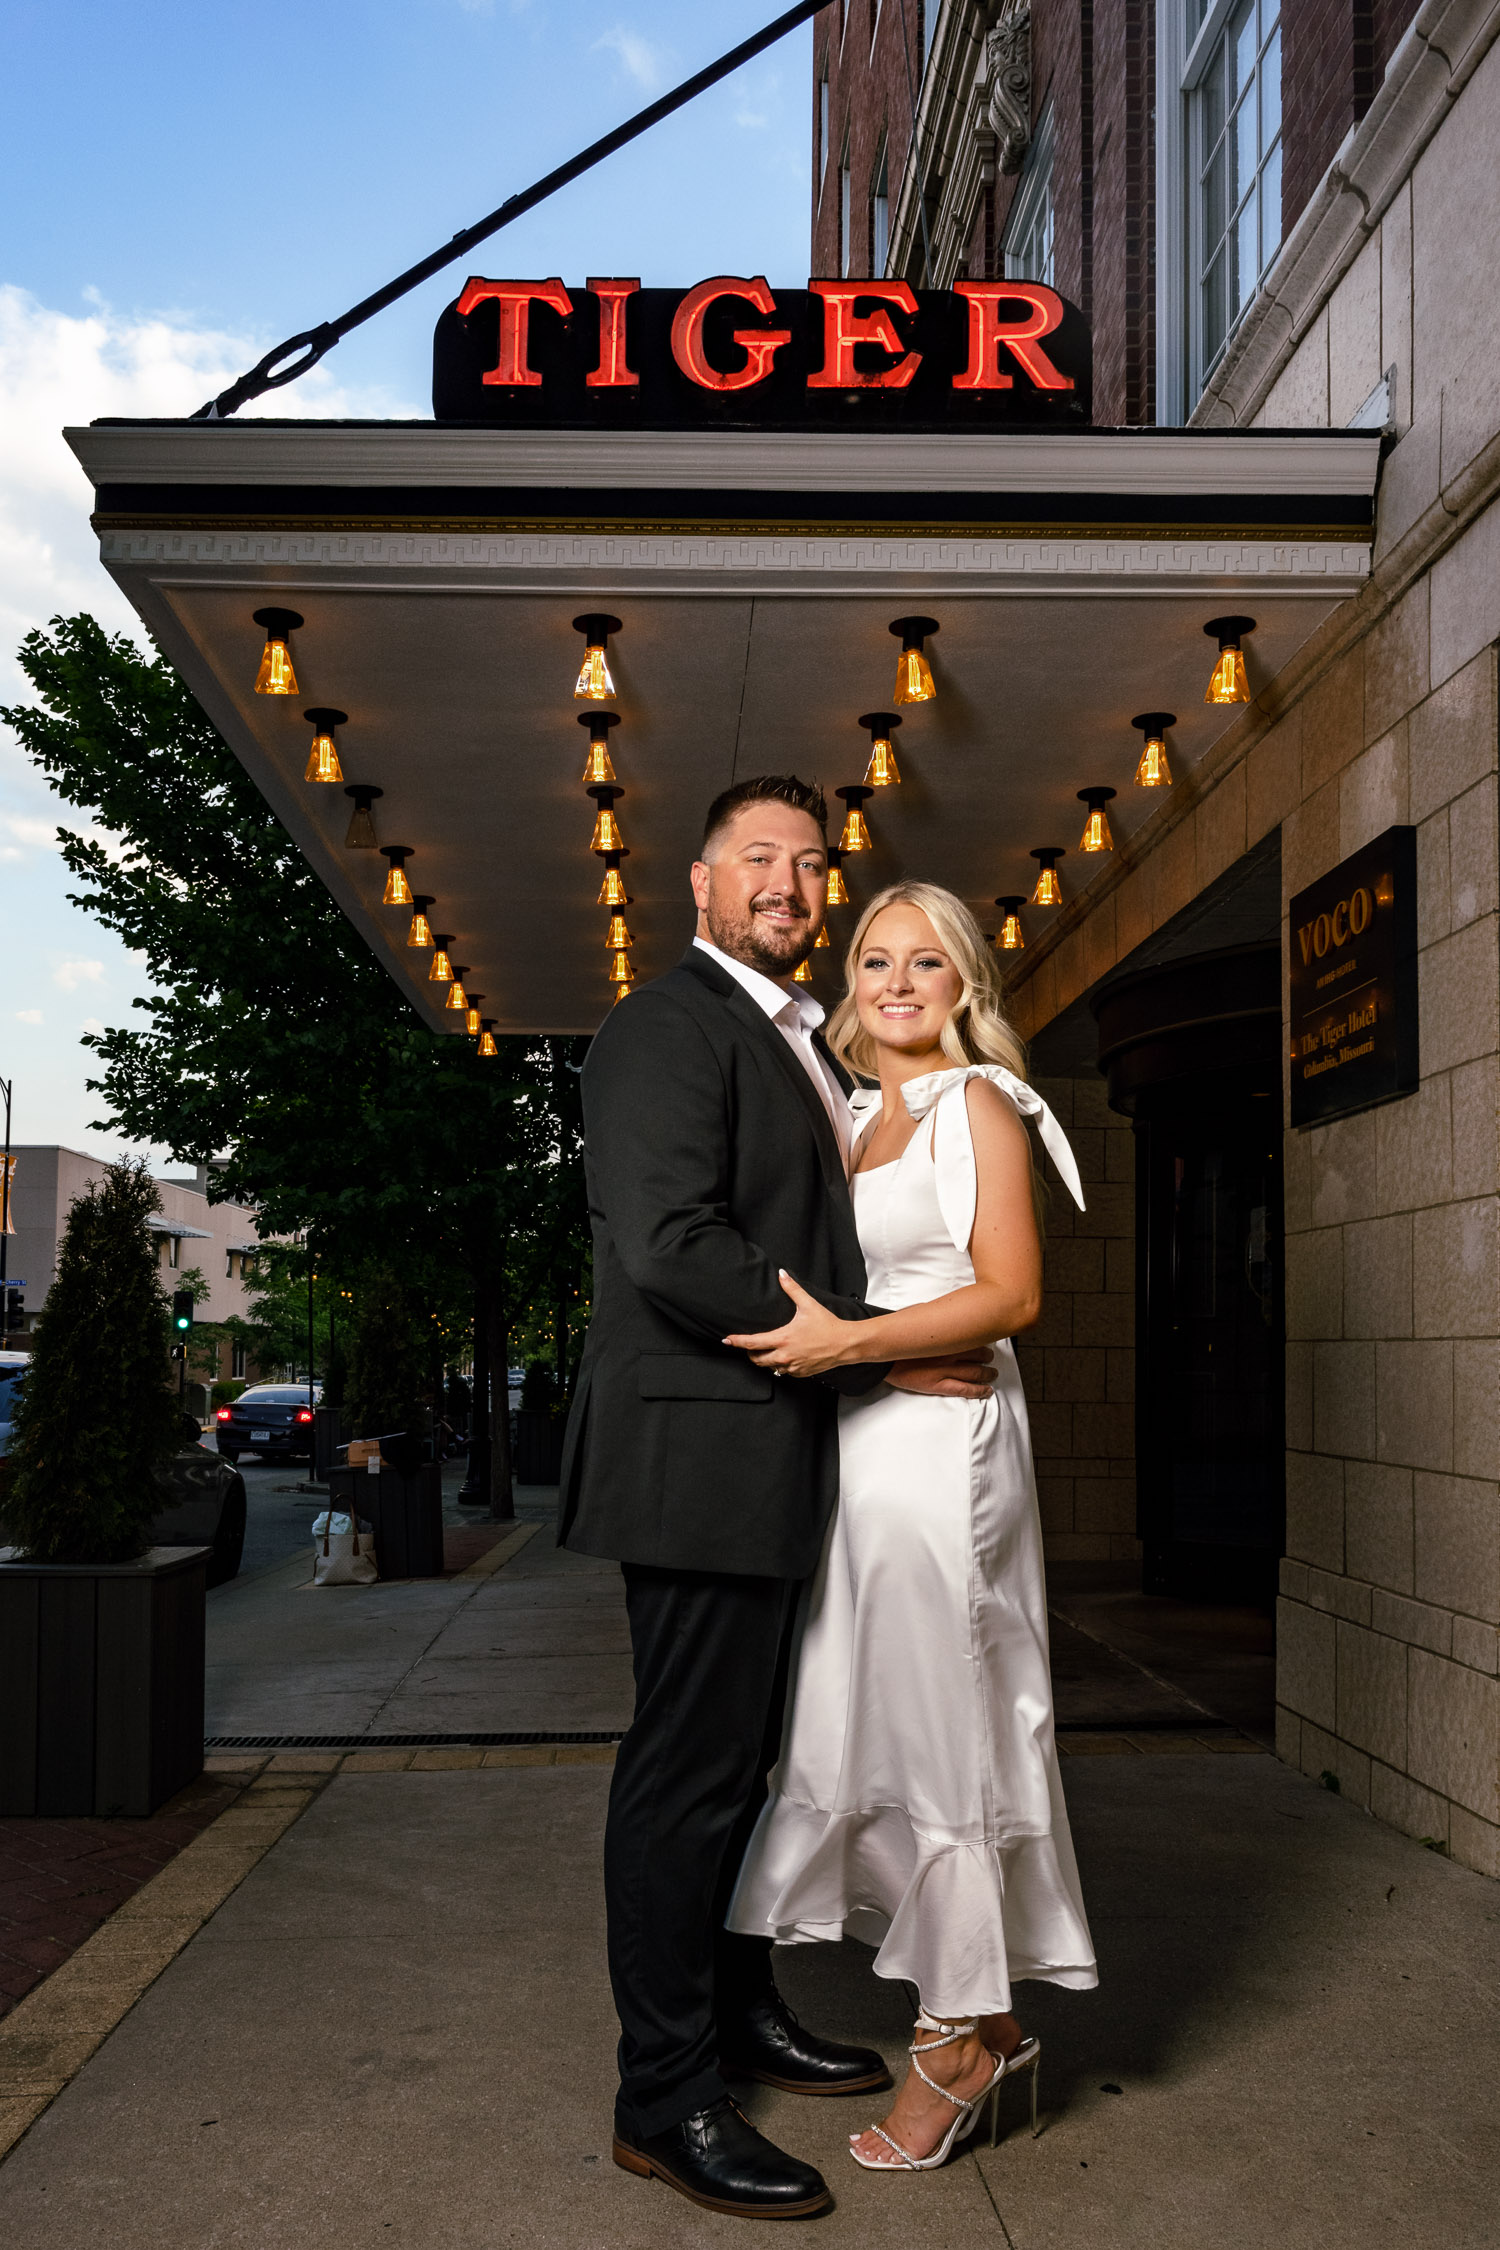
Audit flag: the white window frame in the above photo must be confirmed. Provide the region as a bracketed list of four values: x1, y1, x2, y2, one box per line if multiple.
[1158, 0, 1282, 421]
[1002, 100, 1055, 284]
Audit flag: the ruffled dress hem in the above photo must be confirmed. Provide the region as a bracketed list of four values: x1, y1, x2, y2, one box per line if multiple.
[728, 1796, 1098, 2018]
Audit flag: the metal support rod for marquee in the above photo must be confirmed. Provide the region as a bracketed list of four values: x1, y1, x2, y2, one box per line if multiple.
[192, 0, 826, 421]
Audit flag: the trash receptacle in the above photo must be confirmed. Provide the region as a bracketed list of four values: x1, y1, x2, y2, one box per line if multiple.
[371, 1459, 444, 1578]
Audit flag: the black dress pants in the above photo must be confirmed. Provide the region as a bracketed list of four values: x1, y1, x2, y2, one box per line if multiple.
[605, 1562, 799, 2138]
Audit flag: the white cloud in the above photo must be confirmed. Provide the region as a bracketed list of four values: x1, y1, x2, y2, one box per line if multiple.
[593, 24, 668, 89]
[2, 812, 61, 850]
[15, 1008, 43, 1024]
[52, 958, 105, 991]
[79, 1016, 105, 1036]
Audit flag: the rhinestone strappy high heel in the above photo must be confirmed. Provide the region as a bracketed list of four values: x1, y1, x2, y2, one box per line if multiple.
[848, 2012, 1040, 2171]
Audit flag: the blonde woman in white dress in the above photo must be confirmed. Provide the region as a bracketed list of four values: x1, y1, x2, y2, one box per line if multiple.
[724, 882, 1096, 2174]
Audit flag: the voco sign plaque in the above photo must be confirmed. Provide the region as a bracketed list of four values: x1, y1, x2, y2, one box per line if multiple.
[1288, 826, 1418, 1128]
[433, 274, 1091, 428]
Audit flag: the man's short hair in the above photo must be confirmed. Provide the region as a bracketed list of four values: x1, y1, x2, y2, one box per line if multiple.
[702, 774, 828, 856]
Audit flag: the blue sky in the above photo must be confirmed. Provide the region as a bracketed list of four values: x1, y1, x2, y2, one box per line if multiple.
[0, 0, 814, 1162]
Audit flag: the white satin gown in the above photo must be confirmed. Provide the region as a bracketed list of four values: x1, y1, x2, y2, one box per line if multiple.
[728, 1065, 1098, 2017]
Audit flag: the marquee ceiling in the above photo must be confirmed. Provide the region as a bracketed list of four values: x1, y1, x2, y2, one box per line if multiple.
[70, 421, 1380, 1037]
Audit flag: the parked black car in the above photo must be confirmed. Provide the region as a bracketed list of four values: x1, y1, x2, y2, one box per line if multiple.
[1, 1383, 245, 1589]
[215, 1382, 321, 1464]
[150, 1415, 247, 1587]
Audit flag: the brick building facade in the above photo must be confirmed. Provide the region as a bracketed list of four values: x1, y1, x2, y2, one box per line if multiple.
[815, 0, 1500, 1880]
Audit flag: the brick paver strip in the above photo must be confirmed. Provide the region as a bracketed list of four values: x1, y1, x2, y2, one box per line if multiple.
[0, 1764, 334, 2163]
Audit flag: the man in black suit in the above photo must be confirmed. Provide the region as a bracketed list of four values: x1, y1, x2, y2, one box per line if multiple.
[560, 774, 992, 2219]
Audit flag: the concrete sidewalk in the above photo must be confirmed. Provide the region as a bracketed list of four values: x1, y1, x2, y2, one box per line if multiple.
[2, 1517, 1498, 2247]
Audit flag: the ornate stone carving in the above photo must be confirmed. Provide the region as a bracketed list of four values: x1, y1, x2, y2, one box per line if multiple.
[986, 3, 1033, 177]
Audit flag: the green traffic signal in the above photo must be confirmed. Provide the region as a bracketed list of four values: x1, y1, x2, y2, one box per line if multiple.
[171, 1290, 195, 1333]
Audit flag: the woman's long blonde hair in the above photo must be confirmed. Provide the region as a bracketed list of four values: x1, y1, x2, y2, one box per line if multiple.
[825, 882, 1030, 1084]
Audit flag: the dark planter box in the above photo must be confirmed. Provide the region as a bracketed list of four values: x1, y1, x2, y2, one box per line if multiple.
[514, 1408, 564, 1486]
[0, 1546, 208, 1817]
[325, 1461, 443, 1579]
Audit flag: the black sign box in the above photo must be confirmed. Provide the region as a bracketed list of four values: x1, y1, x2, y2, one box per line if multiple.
[433, 282, 1092, 430]
[1289, 826, 1418, 1129]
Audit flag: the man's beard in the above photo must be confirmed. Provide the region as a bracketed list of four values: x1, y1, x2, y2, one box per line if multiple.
[706, 888, 815, 977]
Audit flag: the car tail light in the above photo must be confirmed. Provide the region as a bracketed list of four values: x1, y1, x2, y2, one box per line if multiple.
[216, 1406, 232, 1422]
[295, 1408, 315, 1423]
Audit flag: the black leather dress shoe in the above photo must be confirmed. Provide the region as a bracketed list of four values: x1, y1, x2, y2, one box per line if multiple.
[720, 1991, 891, 2096]
[613, 2096, 832, 2218]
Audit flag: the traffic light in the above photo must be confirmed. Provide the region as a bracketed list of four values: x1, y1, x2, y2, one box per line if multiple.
[2, 1284, 22, 1333]
[172, 1291, 195, 1335]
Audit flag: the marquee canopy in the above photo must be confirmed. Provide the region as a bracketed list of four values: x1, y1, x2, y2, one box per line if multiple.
[69, 417, 1381, 1035]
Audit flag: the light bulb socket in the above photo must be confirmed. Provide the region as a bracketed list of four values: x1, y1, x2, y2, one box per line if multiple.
[889, 615, 939, 652]
[579, 711, 621, 740]
[1204, 615, 1256, 651]
[586, 784, 624, 809]
[858, 710, 902, 740]
[1077, 787, 1117, 811]
[574, 612, 622, 650]
[303, 705, 346, 732]
[836, 785, 874, 812]
[1132, 711, 1177, 737]
[254, 606, 304, 640]
[995, 894, 1027, 914]
[1030, 847, 1065, 869]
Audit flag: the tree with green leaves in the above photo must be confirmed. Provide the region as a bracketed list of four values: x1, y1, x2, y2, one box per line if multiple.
[3, 615, 592, 1502]
[5, 1160, 183, 1563]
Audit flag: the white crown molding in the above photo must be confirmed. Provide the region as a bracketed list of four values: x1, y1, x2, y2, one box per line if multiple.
[1191, 0, 1500, 428]
[96, 522, 1372, 592]
[70, 424, 1381, 498]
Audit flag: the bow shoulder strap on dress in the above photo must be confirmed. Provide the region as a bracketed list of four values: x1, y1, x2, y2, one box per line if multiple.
[898, 1065, 1087, 1256]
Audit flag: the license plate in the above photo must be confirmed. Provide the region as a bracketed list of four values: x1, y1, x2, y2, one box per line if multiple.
[251, 1428, 271, 1442]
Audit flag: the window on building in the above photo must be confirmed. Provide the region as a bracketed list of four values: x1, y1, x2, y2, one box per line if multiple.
[1189, 0, 1282, 386]
[231, 1341, 246, 1379]
[225, 1249, 235, 1279]
[871, 138, 890, 275]
[840, 132, 853, 276]
[869, 0, 882, 46]
[1002, 101, 1055, 285]
[166, 1234, 180, 1270]
[818, 54, 830, 189]
[923, 0, 940, 70]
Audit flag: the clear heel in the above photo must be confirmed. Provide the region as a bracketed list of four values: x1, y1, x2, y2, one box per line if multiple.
[986, 2037, 1042, 2147]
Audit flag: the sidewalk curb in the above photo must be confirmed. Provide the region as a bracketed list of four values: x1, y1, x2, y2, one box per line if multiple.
[457, 1519, 540, 1580]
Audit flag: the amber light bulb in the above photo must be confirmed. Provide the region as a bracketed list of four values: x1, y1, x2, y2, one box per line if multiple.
[1030, 848, 1065, 906]
[579, 710, 621, 784]
[859, 710, 902, 788]
[574, 611, 622, 701]
[792, 958, 814, 985]
[607, 950, 633, 985]
[446, 971, 470, 1011]
[253, 607, 302, 696]
[597, 850, 630, 907]
[302, 706, 345, 783]
[1078, 787, 1117, 854]
[994, 895, 1026, 951]
[407, 896, 435, 949]
[1132, 711, 1175, 787]
[428, 936, 455, 983]
[380, 847, 415, 906]
[1204, 615, 1256, 705]
[343, 785, 382, 850]
[814, 924, 830, 949]
[836, 785, 873, 854]
[589, 784, 625, 855]
[825, 847, 849, 907]
[477, 1020, 498, 1056]
[605, 914, 633, 951]
[613, 981, 634, 1007]
[889, 615, 939, 705]
[464, 994, 485, 1037]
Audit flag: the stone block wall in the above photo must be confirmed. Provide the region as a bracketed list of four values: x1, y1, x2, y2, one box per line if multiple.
[1016, 1074, 1140, 1561]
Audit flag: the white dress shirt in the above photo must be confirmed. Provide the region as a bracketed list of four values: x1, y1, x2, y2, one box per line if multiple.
[693, 937, 853, 1167]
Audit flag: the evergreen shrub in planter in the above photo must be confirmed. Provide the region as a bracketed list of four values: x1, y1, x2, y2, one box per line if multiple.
[0, 1161, 208, 1816]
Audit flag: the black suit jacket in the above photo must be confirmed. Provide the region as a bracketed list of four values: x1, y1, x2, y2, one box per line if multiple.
[558, 946, 888, 1577]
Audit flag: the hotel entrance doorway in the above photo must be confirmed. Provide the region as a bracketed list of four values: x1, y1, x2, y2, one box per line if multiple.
[1095, 947, 1285, 1604]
